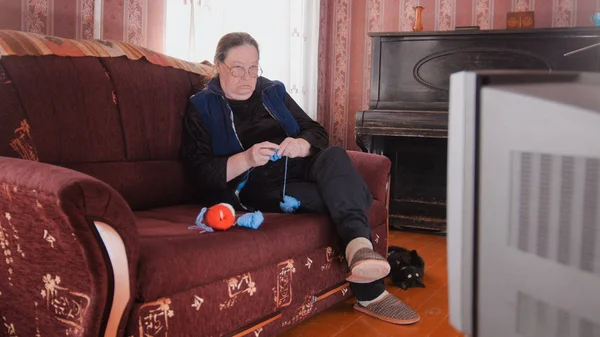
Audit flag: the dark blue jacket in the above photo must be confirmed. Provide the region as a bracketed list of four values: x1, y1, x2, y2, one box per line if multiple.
[189, 76, 301, 157]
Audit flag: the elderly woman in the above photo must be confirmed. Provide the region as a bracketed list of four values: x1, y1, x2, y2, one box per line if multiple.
[180, 32, 419, 325]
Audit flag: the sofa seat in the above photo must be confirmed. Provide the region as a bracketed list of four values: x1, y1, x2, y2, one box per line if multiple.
[134, 201, 387, 301]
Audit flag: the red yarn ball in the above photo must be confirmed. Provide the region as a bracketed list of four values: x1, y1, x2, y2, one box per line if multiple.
[205, 203, 236, 231]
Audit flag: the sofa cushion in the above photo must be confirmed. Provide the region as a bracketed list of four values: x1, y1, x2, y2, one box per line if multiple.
[65, 160, 195, 212]
[0, 55, 126, 164]
[0, 62, 36, 160]
[99, 57, 193, 162]
[135, 201, 387, 301]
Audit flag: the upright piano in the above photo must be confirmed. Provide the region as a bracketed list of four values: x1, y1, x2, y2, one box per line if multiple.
[357, 27, 600, 231]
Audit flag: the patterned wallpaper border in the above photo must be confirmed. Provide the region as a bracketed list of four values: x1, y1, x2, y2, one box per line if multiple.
[4, 0, 156, 49]
[21, 0, 55, 35]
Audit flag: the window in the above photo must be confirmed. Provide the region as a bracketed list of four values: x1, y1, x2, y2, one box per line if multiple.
[165, 0, 320, 119]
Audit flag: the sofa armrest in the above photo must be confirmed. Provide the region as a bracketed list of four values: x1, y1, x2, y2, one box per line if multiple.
[0, 156, 138, 337]
[347, 150, 391, 202]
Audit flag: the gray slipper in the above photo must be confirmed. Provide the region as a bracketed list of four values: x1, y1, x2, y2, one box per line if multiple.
[346, 247, 391, 283]
[354, 294, 420, 325]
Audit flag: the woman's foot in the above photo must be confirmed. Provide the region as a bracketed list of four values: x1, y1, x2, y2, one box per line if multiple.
[345, 237, 390, 283]
[354, 291, 420, 325]
[346, 247, 391, 283]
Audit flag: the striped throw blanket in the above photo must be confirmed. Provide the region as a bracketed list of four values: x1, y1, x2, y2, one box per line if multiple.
[0, 29, 215, 77]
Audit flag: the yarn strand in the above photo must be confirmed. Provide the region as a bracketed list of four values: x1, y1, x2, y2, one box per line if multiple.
[270, 149, 300, 212]
[282, 156, 289, 197]
[279, 153, 300, 212]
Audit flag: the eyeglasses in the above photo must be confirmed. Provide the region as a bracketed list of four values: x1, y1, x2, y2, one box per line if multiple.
[222, 63, 263, 78]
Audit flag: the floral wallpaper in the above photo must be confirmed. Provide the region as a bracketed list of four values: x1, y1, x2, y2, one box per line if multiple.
[0, 0, 165, 52]
[318, 0, 600, 149]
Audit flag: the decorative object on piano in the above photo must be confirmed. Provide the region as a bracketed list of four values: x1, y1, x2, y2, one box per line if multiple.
[506, 11, 535, 29]
[412, 6, 424, 32]
[591, 11, 600, 26]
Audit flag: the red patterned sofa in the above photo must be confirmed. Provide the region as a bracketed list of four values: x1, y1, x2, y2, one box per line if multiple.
[0, 30, 391, 337]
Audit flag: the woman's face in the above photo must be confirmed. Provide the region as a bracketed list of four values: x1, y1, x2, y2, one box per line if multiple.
[217, 44, 259, 100]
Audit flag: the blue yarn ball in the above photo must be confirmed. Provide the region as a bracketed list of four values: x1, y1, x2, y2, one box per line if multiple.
[237, 211, 264, 229]
[280, 195, 300, 213]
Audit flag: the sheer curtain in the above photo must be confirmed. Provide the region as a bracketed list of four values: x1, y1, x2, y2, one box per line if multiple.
[165, 0, 320, 119]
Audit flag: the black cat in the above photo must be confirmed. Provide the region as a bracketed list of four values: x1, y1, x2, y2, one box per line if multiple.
[387, 245, 425, 290]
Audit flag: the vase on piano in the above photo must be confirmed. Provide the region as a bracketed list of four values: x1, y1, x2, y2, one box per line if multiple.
[413, 6, 424, 31]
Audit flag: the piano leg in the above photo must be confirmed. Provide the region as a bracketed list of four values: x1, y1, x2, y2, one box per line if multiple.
[356, 134, 373, 153]
[356, 134, 387, 156]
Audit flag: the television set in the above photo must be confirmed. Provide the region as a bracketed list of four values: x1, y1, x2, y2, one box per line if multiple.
[447, 70, 600, 337]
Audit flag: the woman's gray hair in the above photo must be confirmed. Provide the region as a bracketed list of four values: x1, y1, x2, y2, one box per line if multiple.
[213, 32, 260, 64]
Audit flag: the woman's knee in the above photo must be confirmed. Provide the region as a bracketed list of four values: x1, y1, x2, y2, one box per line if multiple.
[321, 145, 349, 160]
[310, 146, 353, 176]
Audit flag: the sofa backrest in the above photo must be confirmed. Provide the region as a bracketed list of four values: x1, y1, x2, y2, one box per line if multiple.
[0, 30, 213, 210]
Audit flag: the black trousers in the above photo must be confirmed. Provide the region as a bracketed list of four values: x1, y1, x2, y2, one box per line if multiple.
[240, 146, 386, 301]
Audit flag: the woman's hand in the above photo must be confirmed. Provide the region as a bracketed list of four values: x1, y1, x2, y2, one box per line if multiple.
[278, 137, 311, 158]
[244, 141, 279, 167]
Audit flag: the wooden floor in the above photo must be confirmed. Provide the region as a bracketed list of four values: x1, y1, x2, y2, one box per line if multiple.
[279, 229, 463, 337]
